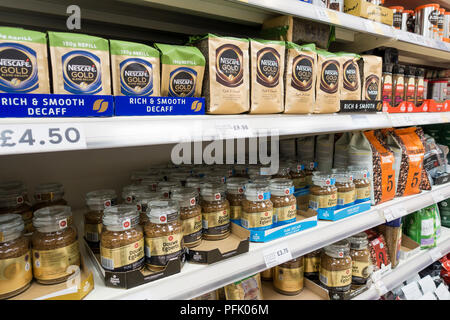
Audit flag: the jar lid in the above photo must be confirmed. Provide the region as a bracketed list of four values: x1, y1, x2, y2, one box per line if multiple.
[200, 182, 226, 201]
[348, 166, 370, 180]
[185, 176, 204, 190]
[312, 174, 336, 187]
[347, 232, 369, 249]
[0, 188, 26, 208]
[205, 174, 227, 184]
[324, 240, 350, 258]
[334, 173, 353, 183]
[130, 170, 151, 183]
[171, 187, 198, 207]
[168, 172, 191, 182]
[248, 166, 274, 177]
[0, 213, 24, 242]
[392, 64, 405, 75]
[226, 177, 248, 194]
[383, 63, 393, 73]
[0, 180, 26, 194]
[157, 181, 182, 198]
[103, 204, 139, 231]
[212, 166, 234, 177]
[244, 182, 271, 201]
[290, 163, 305, 173]
[122, 184, 149, 203]
[33, 205, 72, 231]
[415, 3, 439, 12]
[275, 166, 291, 176]
[35, 182, 64, 194]
[146, 200, 179, 224]
[388, 6, 403, 11]
[85, 189, 117, 208]
[302, 161, 317, 171]
[269, 178, 294, 196]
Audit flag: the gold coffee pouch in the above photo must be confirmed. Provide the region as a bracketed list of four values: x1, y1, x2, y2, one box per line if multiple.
[315, 50, 342, 113]
[250, 39, 285, 114]
[0, 27, 50, 94]
[359, 55, 382, 101]
[336, 52, 361, 100]
[110, 40, 160, 96]
[284, 42, 316, 114]
[194, 34, 249, 114]
[154, 43, 205, 97]
[48, 32, 111, 95]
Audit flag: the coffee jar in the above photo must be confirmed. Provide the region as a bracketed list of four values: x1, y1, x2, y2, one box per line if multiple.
[32, 206, 80, 284]
[0, 214, 32, 299]
[171, 188, 202, 248]
[0, 188, 33, 234]
[226, 177, 248, 221]
[304, 249, 322, 279]
[269, 179, 296, 226]
[241, 182, 273, 231]
[334, 173, 356, 209]
[134, 190, 164, 225]
[273, 257, 305, 295]
[200, 183, 231, 240]
[319, 240, 352, 296]
[33, 182, 67, 212]
[121, 184, 149, 204]
[348, 166, 371, 204]
[348, 232, 372, 285]
[309, 174, 337, 216]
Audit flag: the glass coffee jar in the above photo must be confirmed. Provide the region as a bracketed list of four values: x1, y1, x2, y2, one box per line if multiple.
[33, 183, 67, 212]
[31, 206, 80, 284]
[241, 182, 273, 231]
[0, 214, 32, 299]
[101, 205, 144, 272]
[348, 166, 371, 204]
[303, 161, 317, 186]
[348, 232, 372, 285]
[304, 249, 321, 279]
[171, 188, 202, 248]
[0, 188, 34, 234]
[334, 173, 356, 209]
[144, 200, 183, 271]
[226, 177, 248, 221]
[134, 190, 164, 226]
[122, 184, 149, 204]
[260, 268, 273, 281]
[200, 183, 231, 240]
[309, 174, 337, 216]
[269, 179, 296, 226]
[290, 163, 307, 189]
[273, 257, 304, 295]
[319, 240, 352, 295]
[84, 189, 117, 253]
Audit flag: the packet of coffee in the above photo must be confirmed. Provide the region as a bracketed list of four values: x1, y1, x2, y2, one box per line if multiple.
[110, 40, 160, 96]
[336, 52, 361, 100]
[154, 43, 205, 97]
[249, 39, 285, 114]
[359, 55, 382, 101]
[284, 42, 317, 114]
[0, 27, 50, 94]
[193, 34, 249, 114]
[48, 32, 111, 95]
[314, 50, 342, 113]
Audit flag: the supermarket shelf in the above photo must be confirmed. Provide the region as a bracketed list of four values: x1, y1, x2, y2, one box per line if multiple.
[1, 112, 449, 154]
[353, 226, 450, 300]
[82, 183, 450, 300]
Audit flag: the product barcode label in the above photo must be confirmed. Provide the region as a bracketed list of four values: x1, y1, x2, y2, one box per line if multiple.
[85, 232, 99, 242]
[101, 256, 114, 270]
[145, 246, 151, 258]
[202, 219, 208, 229]
[309, 201, 319, 210]
[337, 199, 344, 206]
[319, 273, 328, 285]
[241, 219, 249, 228]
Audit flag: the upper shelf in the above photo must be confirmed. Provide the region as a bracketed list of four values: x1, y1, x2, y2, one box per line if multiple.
[0, 112, 449, 154]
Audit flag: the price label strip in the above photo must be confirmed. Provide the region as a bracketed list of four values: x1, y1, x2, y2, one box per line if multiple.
[263, 245, 293, 268]
[0, 124, 86, 155]
[315, 7, 330, 22]
[364, 20, 384, 36]
[214, 120, 254, 139]
[432, 190, 445, 204]
[383, 205, 406, 222]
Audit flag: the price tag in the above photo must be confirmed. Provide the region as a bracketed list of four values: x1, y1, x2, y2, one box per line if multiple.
[390, 114, 404, 127]
[0, 124, 86, 155]
[384, 205, 406, 221]
[263, 245, 293, 268]
[419, 292, 437, 300]
[401, 282, 423, 300]
[418, 275, 436, 294]
[383, 208, 395, 222]
[214, 120, 254, 139]
[315, 7, 330, 22]
[374, 280, 388, 296]
[432, 190, 445, 203]
[429, 247, 443, 261]
[326, 10, 340, 25]
[434, 283, 450, 300]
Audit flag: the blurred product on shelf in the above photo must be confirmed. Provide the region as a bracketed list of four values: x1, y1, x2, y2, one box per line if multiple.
[270, 178, 297, 226]
[273, 257, 305, 295]
[224, 273, 264, 300]
[0, 27, 50, 94]
[200, 183, 231, 240]
[403, 204, 441, 249]
[415, 4, 441, 39]
[348, 232, 372, 285]
[377, 218, 402, 268]
[241, 182, 274, 230]
[0, 183, 33, 233]
[344, 0, 394, 25]
[359, 55, 382, 102]
[339, 52, 361, 101]
[389, 6, 404, 30]
[315, 50, 342, 113]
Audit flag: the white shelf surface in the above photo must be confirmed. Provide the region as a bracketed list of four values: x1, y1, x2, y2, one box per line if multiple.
[1, 112, 449, 154]
[353, 226, 450, 300]
[82, 183, 450, 300]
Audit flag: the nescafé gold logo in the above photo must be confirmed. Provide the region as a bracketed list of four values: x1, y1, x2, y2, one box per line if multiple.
[191, 100, 202, 112]
[216, 44, 244, 88]
[256, 47, 280, 88]
[93, 99, 109, 113]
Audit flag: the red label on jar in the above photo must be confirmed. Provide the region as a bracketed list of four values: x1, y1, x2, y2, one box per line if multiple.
[406, 83, 415, 102]
[394, 83, 404, 107]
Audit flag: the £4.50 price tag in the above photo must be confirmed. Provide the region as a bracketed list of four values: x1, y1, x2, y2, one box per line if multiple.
[263, 245, 293, 268]
[0, 124, 86, 155]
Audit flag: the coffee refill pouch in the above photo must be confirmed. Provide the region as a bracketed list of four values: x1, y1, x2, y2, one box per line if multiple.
[154, 43, 205, 97]
[249, 39, 285, 114]
[48, 32, 111, 95]
[315, 134, 334, 172]
[334, 131, 353, 168]
[110, 40, 160, 96]
[336, 52, 361, 101]
[284, 42, 317, 114]
[359, 55, 382, 101]
[315, 50, 342, 113]
[0, 27, 50, 94]
[193, 34, 249, 114]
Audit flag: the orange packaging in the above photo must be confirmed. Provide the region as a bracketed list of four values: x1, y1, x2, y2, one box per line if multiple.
[391, 127, 425, 197]
[364, 130, 396, 205]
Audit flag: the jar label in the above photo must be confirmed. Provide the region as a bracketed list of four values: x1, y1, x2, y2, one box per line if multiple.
[0, 251, 32, 296]
[32, 241, 80, 281]
[182, 215, 202, 244]
[274, 266, 304, 293]
[337, 190, 356, 207]
[292, 177, 307, 189]
[84, 223, 102, 243]
[230, 205, 242, 220]
[144, 233, 182, 267]
[309, 193, 337, 210]
[202, 209, 230, 230]
[356, 186, 371, 202]
[241, 209, 273, 230]
[319, 267, 352, 288]
[304, 256, 321, 273]
[100, 238, 144, 271]
[352, 260, 372, 279]
[273, 204, 296, 223]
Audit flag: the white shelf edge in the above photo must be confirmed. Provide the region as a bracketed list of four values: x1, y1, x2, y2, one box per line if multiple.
[82, 183, 450, 300]
[353, 226, 450, 300]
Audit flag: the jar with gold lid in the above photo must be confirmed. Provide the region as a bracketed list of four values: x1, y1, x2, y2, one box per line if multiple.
[273, 257, 304, 295]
